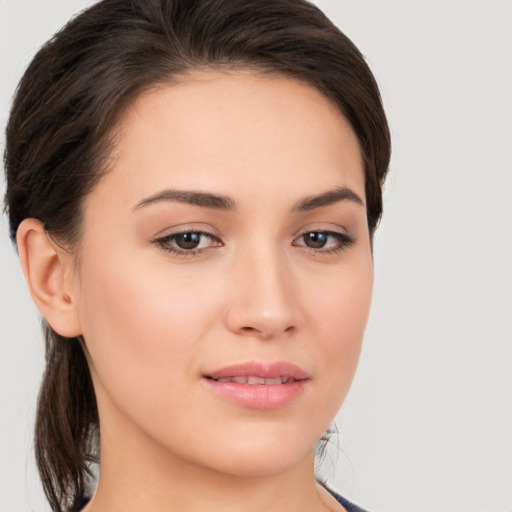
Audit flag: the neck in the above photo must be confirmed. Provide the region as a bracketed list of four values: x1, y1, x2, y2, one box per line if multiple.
[84, 417, 336, 512]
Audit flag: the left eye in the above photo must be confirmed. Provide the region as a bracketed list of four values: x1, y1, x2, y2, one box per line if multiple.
[294, 231, 354, 251]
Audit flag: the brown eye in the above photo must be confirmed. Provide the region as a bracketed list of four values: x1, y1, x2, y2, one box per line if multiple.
[294, 230, 355, 253]
[174, 232, 202, 250]
[154, 230, 222, 256]
[302, 232, 328, 248]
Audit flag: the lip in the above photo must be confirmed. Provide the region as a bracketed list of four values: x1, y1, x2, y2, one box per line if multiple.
[203, 361, 309, 410]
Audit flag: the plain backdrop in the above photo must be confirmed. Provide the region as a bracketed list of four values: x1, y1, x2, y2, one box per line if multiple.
[1, 1, 511, 511]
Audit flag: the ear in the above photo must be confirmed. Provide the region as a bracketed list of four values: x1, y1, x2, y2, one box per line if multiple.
[16, 218, 82, 338]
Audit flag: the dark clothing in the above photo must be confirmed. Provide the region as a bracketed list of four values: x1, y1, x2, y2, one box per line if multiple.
[329, 487, 371, 512]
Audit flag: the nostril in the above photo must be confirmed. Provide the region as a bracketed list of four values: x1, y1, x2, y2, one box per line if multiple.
[238, 324, 295, 339]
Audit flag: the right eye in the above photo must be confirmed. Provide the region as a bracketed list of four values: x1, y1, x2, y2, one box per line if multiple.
[153, 231, 222, 256]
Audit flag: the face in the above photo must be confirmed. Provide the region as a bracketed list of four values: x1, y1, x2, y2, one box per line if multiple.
[72, 71, 373, 477]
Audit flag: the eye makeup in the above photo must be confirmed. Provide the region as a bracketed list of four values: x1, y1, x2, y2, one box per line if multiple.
[152, 230, 223, 257]
[293, 230, 355, 254]
[152, 228, 355, 258]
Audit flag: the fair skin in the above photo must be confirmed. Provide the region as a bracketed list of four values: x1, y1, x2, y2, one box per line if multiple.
[18, 71, 373, 511]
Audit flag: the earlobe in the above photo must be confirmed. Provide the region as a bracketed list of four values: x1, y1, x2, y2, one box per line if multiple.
[16, 218, 82, 338]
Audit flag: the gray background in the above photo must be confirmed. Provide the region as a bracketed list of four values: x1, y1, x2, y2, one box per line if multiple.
[1, 1, 511, 511]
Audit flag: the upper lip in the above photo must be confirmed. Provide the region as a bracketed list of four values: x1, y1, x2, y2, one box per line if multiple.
[205, 361, 309, 381]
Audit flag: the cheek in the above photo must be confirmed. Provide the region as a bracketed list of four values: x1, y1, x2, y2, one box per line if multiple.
[75, 248, 222, 408]
[304, 255, 373, 402]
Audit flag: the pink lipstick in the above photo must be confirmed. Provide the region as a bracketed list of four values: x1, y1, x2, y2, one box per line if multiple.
[203, 361, 309, 409]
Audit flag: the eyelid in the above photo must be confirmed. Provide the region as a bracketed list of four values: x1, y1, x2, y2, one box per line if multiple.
[291, 220, 350, 236]
[292, 224, 355, 254]
[152, 222, 221, 240]
[151, 224, 223, 257]
[294, 230, 354, 245]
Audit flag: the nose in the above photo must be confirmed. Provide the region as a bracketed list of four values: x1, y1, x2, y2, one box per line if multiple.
[224, 247, 300, 340]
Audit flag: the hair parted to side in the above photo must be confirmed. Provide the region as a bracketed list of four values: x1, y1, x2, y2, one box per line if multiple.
[3, 0, 391, 509]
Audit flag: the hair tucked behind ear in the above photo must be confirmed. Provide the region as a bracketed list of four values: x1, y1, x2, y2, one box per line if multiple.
[35, 325, 98, 510]
[4, 0, 390, 509]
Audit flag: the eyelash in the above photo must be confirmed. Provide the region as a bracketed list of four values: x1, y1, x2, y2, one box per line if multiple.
[153, 231, 220, 257]
[153, 230, 355, 257]
[293, 230, 355, 254]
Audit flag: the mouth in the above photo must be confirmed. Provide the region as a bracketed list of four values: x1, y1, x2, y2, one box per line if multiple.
[203, 361, 309, 409]
[208, 375, 299, 385]
[205, 360, 309, 381]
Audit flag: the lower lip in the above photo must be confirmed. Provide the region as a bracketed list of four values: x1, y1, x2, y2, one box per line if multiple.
[203, 378, 308, 409]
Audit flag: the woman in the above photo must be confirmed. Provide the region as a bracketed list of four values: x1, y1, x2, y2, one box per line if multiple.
[4, 0, 390, 510]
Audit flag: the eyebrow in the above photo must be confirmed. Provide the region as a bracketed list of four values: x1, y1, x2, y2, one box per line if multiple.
[132, 189, 235, 211]
[292, 186, 364, 211]
[132, 186, 363, 212]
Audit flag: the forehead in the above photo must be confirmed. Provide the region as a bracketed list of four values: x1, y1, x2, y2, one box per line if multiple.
[89, 71, 365, 212]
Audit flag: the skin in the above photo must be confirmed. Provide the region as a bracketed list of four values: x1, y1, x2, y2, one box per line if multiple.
[18, 71, 373, 511]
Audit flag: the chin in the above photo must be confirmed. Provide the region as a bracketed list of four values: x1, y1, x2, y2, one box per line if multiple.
[173, 421, 321, 478]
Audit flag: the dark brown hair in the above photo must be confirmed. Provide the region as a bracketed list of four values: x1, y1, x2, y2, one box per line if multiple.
[3, 0, 391, 509]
